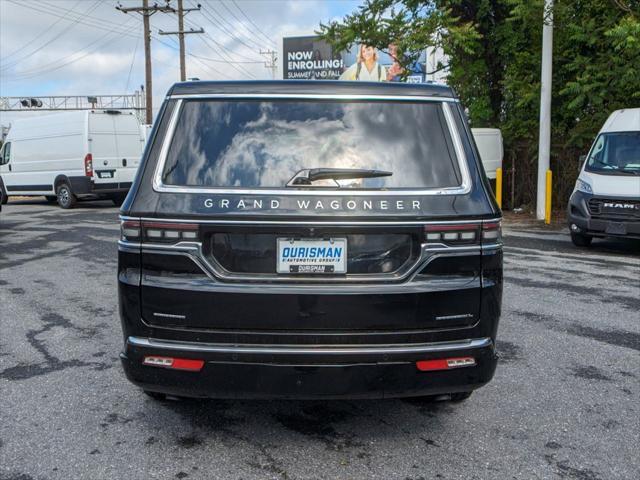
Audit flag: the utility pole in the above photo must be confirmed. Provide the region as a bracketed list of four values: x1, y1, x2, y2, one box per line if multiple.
[159, 0, 203, 81]
[260, 49, 277, 79]
[536, 0, 553, 220]
[116, 0, 174, 124]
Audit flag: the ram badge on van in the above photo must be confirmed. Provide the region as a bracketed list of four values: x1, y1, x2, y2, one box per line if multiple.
[117, 81, 503, 402]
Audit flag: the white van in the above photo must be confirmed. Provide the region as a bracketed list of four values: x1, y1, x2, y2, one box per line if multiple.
[471, 128, 503, 179]
[0, 110, 144, 208]
[568, 108, 640, 246]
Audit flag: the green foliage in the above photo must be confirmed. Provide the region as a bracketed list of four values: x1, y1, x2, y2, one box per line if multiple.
[318, 0, 640, 209]
[317, 1, 479, 79]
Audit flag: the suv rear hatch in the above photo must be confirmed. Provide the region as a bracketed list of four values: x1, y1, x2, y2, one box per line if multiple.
[135, 96, 490, 333]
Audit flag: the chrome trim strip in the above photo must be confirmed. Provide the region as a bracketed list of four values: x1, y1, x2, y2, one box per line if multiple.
[153, 312, 186, 319]
[120, 215, 502, 226]
[139, 272, 480, 294]
[442, 102, 471, 193]
[168, 93, 458, 102]
[151, 99, 472, 196]
[128, 336, 491, 355]
[435, 313, 474, 321]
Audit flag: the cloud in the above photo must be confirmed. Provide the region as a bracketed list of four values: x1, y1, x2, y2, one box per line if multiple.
[1, 0, 359, 126]
[162, 101, 461, 189]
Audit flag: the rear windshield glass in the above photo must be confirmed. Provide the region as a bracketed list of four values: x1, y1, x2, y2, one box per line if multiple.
[586, 132, 640, 175]
[161, 100, 462, 189]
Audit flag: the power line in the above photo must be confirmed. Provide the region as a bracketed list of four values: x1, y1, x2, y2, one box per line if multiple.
[0, 0, 84, 62]
[158, 0, 204, 81]
[2, 20, 139, 80]
[217, 0, 273, 51]
[1, 0, 102, 72]
[190, 31, 257, 79]
[260, 49, 277, 79]
[182, 12, 257, 78]
[229, 0, 277, 49]
[125, 34, 141, 93]
[4, 0, 139, 40]
[149, 27, 234, 79]
[117, 0, 175, 124]
[200, 0, 264, 53]
[190, 0, 263, 61]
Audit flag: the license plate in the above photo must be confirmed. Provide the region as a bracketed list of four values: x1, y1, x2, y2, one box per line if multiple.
[277, 238, 347, 274]
[605, 222, 627, 235]
[98, 171, 113, 179]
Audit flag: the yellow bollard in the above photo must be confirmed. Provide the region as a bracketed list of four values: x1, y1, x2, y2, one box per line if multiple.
[495, 167, 502, 209]
[545, 170, 552, 225]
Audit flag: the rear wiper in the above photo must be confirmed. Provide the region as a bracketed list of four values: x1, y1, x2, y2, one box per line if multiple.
[287, 168, 393, 186]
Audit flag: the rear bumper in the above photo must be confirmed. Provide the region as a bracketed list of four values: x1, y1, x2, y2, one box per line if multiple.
[120, 336, 497, 399]
[568, 191, 640, 239]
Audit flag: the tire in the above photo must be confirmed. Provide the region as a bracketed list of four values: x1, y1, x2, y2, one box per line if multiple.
[0, 180, 7, 205]
[56, 182, 77, 209]
[449, 391, 473, 402]
[45, 195, 57, 203]
[411, 391, 473, 403]
[143, 390, 166, 401]
[571, 232, 593, 247]
[111, 193, 126, 206]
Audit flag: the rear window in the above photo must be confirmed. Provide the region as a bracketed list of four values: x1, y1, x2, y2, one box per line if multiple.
[161, 100, 462, 189]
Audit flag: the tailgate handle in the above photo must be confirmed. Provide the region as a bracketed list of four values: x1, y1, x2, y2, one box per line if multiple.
[122, 158, 127, 167]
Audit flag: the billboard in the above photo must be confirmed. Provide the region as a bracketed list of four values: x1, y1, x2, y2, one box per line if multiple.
[283, 35, 345, 80]
[282, 35, 428, 83]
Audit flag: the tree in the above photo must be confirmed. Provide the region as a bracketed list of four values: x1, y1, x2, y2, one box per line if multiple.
[318, 0, 640, 209]
[318, 1, 480, 80]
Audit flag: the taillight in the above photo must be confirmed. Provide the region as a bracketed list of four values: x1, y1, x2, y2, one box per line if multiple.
[424, 220, 501, 245]
[424, 223, 480, 245]
[84, 153, 93, 177]
[120, 220, 200, 243]
[141, 221, 200, 243]
[482, 221, 502, 243]
[121, 219, 141, 241]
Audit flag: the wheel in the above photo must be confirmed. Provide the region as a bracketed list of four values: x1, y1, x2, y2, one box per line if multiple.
[571, 232, 592, 247]
[45, 195, 57, 203]
[449, 391, 473, 402]
[0, 180, 7, 205]
[410, 391, 473, 403]
[143, 390, 166, 401]
[110, 193, 126, 206]
[56, 182, 77, 209]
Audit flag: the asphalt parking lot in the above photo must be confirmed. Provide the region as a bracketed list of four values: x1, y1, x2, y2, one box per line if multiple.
[1, 199, 638, 480]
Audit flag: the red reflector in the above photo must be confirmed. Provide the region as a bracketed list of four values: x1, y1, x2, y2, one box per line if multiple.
[416, 359, 449, 371]
[416, 357, 476, 371]
[171, 358, 205, 371]
[143, 356, 204, 372]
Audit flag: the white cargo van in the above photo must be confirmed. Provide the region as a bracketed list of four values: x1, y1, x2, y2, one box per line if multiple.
[471, 128, 503, 180]
[0, 110, 144, 208]
[568, 108, 640, 246]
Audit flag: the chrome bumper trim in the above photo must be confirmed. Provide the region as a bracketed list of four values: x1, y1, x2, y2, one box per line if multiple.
[127, 336, 492, 356]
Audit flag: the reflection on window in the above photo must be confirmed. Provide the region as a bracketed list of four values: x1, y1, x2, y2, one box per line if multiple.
[587, 132, 640, 174]
[162, 100, 462, 189]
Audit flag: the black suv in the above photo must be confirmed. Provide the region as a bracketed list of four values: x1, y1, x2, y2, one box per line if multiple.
[118, 81, 502, 401]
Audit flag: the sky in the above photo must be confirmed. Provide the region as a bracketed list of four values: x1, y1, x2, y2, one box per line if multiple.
[0, 0, 360, 125]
